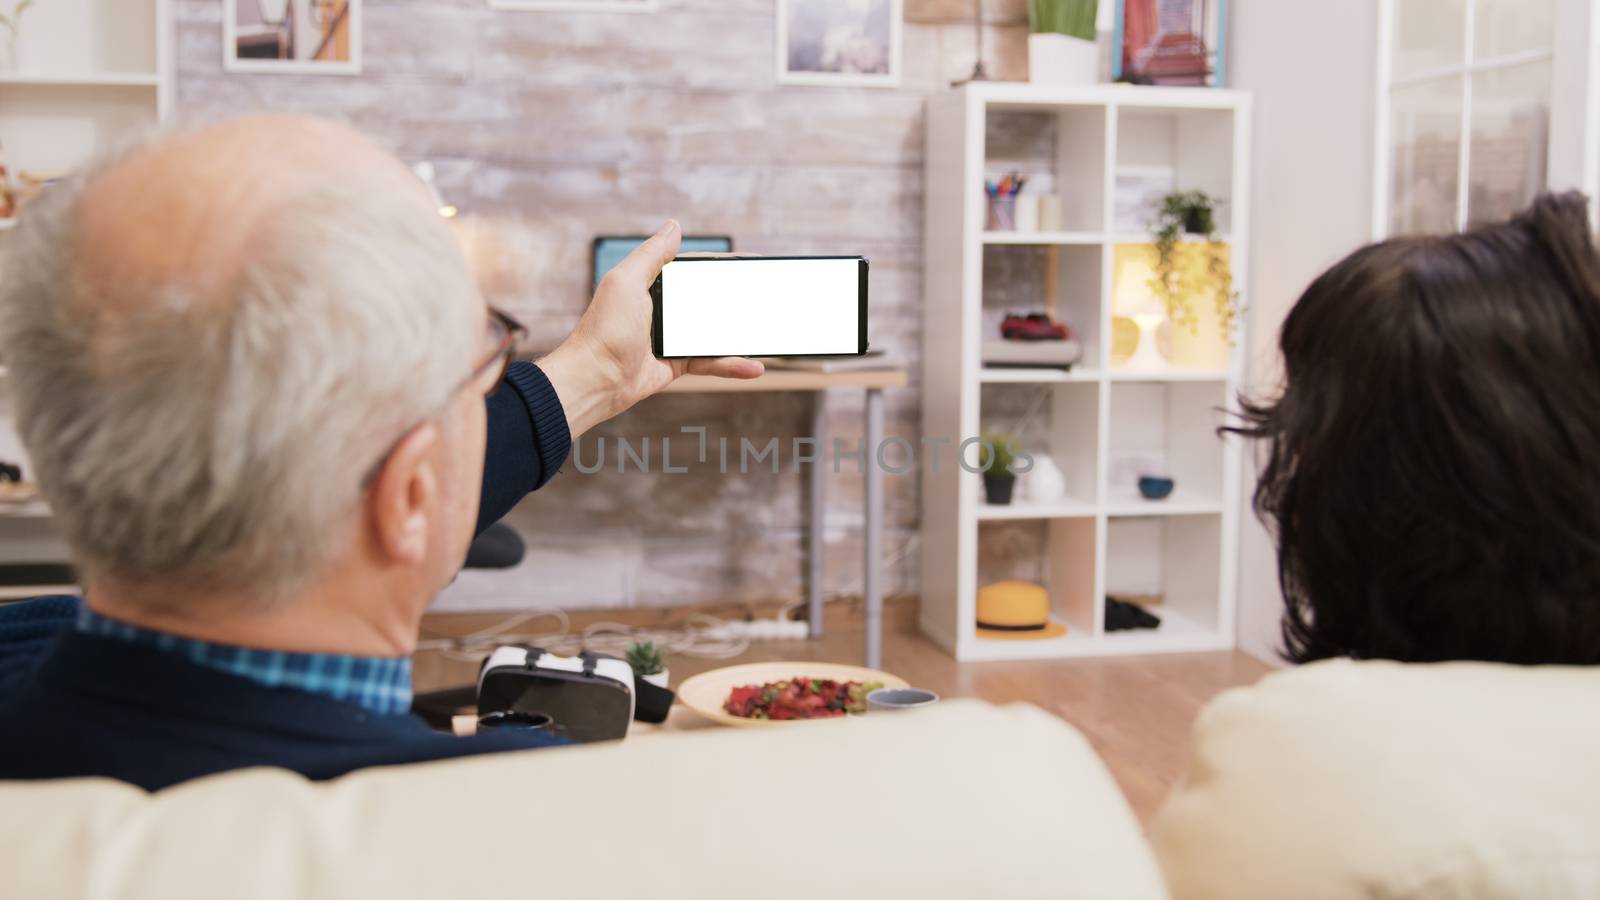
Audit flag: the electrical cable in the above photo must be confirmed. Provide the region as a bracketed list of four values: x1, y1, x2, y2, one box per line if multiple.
[415, 607, 750, 664]
[418, 530, 919, 664]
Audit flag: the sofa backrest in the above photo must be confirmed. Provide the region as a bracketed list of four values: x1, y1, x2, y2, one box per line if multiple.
[1151, 658, 1600, 900]
[0, 700, 1167, 899]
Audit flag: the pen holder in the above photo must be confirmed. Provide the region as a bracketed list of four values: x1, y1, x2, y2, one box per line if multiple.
[986, 196, 1017, 231]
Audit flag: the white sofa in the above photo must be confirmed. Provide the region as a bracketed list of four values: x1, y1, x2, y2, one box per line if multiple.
[0, 701, 1166, 899]
[1151, 659, 1600, 900]
[4, 662, 1598, 899]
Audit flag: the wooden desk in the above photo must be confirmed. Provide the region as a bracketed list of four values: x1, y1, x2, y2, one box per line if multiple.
[662, 370, 908, 394]
[658, 367, 907, 668]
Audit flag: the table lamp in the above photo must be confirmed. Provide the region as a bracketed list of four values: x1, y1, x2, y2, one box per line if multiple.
[1120, 289, 1168, 372]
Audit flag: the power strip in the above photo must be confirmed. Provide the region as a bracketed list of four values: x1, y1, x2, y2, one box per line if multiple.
[701, 619, 811, 641]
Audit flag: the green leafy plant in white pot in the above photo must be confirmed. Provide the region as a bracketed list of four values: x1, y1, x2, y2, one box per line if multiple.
[625, 640, 670, 689]
[1028, 0, 1098, 84]
[0, 1, 33, 72]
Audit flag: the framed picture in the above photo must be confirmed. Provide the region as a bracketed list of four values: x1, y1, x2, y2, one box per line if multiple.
[225, 0, 362, 75]
[487, 0, 659, 10]
[1111, 0, 1227, 87]
[777, 0, 902, 88]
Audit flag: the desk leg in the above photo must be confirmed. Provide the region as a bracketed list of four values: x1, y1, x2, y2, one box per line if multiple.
[864, 387, 884, 670]
[808, 392, 827, 639]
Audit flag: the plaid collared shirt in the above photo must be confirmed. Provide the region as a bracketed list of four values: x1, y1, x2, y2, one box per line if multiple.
[76, 606, 413, 716]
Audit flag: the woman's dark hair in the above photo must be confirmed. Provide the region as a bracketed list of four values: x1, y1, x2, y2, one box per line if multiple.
[1232, 192, 1600, 665]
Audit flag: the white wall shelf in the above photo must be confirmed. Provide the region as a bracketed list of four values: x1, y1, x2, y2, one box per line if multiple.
[977, 499, 1098, 520]
[979, 367, 1099, 383]
[0, 500, 53, 519]
[1104, 490, 1224, 517]
[981, 230, 1105, 245]
[1106, 369, 1230, 382]
[0, 0, 169, 582]
[0, 73, 161, 87]
[921, 82, 1251, 661]
[1109, 232, 1231, 245]
[0, 0, 172, 176]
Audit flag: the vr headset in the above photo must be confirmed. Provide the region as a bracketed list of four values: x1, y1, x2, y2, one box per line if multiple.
[474, 645, 674, 743]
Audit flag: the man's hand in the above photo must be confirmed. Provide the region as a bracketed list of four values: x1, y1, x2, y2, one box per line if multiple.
[537, 220, 764, 438]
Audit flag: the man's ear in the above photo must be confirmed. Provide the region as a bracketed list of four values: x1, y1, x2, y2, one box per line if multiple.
[367, 423, 440, 565]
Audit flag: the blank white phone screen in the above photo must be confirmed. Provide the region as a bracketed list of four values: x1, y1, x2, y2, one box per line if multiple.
[659, 258, 861, 357]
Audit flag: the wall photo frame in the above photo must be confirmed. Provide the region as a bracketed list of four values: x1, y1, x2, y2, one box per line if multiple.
[1111, 0, 1227, 88]
[225, 0, 362, 75]
[777, 0, 902, 88]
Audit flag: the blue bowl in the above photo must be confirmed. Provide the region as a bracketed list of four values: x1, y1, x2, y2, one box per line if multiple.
[1138, 476, 1175, 500]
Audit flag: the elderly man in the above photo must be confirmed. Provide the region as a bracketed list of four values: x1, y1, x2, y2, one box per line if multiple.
[0, 116, 761, 789]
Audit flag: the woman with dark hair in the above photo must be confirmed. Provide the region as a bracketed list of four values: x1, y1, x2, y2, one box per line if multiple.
[1232, 191, 1600, 665]
[1150, 194, 1600, 900]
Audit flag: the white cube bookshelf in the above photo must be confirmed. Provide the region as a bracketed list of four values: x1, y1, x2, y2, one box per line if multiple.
[920, 82, 1251, 661]
[0, 0, 171, 230]
[0, 0, 170, 578]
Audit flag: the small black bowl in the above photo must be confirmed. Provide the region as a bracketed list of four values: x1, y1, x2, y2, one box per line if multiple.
[1138, 476, 1175, 500]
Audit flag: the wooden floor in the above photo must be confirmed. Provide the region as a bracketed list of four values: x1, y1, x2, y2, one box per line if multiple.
[416, 598, 1273, 823]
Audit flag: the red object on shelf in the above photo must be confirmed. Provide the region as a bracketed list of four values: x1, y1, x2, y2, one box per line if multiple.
[1001, 313, 1072, 342]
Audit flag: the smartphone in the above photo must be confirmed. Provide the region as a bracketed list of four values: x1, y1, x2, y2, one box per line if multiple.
[650, 255, 869, 358]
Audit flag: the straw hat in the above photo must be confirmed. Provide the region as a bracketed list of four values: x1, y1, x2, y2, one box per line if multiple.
[976, 581, 1068, 640]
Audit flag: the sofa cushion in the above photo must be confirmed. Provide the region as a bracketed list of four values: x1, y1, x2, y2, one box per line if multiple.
[1150, 659, 1600, 900]
[0, 699, 1166, 899]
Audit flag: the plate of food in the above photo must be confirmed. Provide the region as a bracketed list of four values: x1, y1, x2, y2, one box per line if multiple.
[676, 661, 909, 727]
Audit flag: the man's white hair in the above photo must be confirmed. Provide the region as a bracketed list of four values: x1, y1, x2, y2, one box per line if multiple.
[0, 137, 478, 603]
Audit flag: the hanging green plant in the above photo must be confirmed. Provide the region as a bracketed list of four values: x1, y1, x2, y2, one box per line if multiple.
[1148, 190, 1242, 344]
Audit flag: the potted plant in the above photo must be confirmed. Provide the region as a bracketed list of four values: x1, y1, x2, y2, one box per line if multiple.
[625, 640, 669, 689]
[1027, 0, 1098, 84]
[0, 1, 33, 71]
[978, 432, 1020, 506]
[1148, 190, 1241, 346]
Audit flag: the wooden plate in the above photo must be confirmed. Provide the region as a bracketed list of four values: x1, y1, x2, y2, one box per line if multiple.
[677, 661, 909, 727]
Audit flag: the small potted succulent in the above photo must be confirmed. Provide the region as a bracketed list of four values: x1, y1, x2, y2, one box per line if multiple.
[978, 432, 1020, 506]
[625, 640, 669, 689]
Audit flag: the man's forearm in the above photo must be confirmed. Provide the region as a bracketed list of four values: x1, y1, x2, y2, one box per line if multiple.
[536, 340, 625, 440]
[476, 362, 572, 534]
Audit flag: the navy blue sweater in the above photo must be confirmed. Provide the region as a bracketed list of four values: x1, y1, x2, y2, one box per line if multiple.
[0, 361, 572, 791]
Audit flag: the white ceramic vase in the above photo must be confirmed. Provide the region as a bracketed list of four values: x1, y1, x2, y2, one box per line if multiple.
[1024, 455, 1069, 503]
[1028, 33, 1098, 85]
[642, 669, 670, 690]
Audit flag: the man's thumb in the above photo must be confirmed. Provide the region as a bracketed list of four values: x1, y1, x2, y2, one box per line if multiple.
[625, 220, 680, 280]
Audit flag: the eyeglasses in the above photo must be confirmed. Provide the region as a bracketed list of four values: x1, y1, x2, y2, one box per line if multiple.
[362, 305, 528, 485]
[470, 306, 527, 396]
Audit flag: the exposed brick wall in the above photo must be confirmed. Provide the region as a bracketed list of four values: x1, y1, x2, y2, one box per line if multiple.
[172, 0, 1033, 610]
